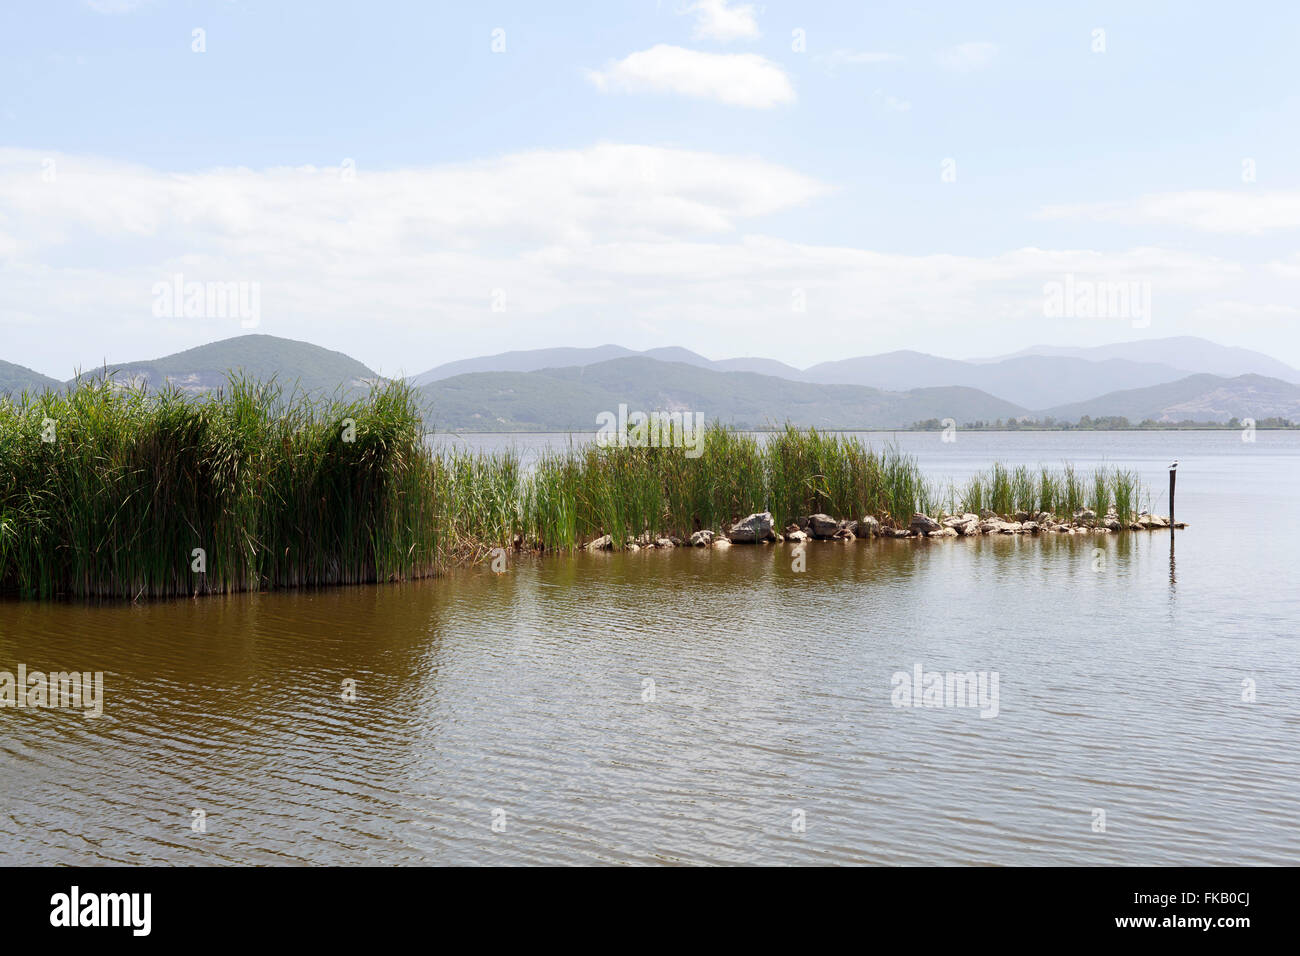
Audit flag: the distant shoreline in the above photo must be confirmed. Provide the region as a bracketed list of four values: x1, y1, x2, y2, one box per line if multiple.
[429, 425, 1299, 436]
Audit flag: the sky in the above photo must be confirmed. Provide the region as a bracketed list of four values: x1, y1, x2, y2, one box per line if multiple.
[2, 0, 1299, 379]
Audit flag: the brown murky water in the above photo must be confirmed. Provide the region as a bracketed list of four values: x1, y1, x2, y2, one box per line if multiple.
[2, 432, 1298, 864]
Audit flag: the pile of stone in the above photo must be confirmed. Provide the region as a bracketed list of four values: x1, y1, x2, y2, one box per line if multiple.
[582, 508, 1184, 551]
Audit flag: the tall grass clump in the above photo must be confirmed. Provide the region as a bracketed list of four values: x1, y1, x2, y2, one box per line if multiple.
[520, 448, 581, 550]
[1112, 469, 1137, 523]
[1090, 467, 1111, 519]
[0, 376, 441, 600]
[954, 461, 1145, 525]
[1011, 466, 1036, 515]
[1037, 467, 1058, 516]
[765, 426, 884, 525]
[959, 474, 985, 515]
[989, 463, 1013, 516]
[433, 446, 522, 557]
[651, 424, 762, 535]
[1061, 463, 1084, 515]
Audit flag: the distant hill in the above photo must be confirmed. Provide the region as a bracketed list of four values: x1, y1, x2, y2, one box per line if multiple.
[639, 347, 805, 379]
[418, 357, 1028, 431]
[970, 355, 1192, 407]
[411, 345, 637, 385]
[73, 334, 383, 397]
[977, 336, 1300, 384]
[801, 352, 1195, 407]
[415, 337, 1293, 408]
[0, 359, 61, 395]
[411, 344, 804, 386]
[1044, 373, 1300, 423]
[804, 351, 977, 390]
[710, 356, 806, 377]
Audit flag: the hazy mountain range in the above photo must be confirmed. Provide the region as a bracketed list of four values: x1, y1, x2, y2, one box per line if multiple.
[4, 334, 1299, 430]
[412, 336, 1300, 408]
[421, 357, 1027, 431]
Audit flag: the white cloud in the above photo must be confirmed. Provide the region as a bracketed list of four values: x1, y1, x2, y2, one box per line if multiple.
[936, 42, 999, 72]
[0, 146, 1288, 376]
[686, 0, 760, 42]
[586, 45, 795, 109]
[1039, 191, 1300, 235]
[816, 50, 906, 71]
[0, 145, 827, 254]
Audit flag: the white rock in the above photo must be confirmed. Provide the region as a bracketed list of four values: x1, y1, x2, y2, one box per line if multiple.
[727, 511, 775, 543]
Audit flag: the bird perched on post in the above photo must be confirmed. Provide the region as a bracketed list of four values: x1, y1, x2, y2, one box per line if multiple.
[1169, 459, 1178, 471]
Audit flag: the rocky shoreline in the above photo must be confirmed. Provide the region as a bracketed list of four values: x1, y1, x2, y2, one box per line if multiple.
[584, 508, 1187, 552]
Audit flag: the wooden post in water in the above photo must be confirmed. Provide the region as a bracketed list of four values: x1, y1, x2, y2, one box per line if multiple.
[1169, 459, 1178, 530]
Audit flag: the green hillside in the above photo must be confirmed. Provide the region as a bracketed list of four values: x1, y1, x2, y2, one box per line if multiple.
[0, 359, 61, 395]
[420, 357, 1028, 431]
[1044, 373, 1300, 423]
[73, 334, 382, 397]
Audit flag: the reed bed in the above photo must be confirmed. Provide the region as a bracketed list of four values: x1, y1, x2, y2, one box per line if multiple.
[1, 380, 1148, 601]
[955, 461, 1142, 522]
[0, 377, 441, 600]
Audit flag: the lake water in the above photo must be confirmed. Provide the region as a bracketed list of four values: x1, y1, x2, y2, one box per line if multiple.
[2, 431, 1297, 865]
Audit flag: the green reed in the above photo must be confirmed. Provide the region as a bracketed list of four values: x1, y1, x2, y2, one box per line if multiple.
[1090, 467, 1111, 519]
[0, 376, 441, 600]
[1011, 465, 1036, 515]
[989, 463, 1013, 515]
[952, 462, 1143, 525]
[0, 379, 1154, 600]
[959, 474, 986, 515]
[1062, 463, 1084, 515]
[1037, 467, 1058, 516]
[1112, 469, 1137, 523]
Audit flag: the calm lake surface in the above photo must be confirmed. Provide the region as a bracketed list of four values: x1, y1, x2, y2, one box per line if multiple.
[2, 431, 1298, 865]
